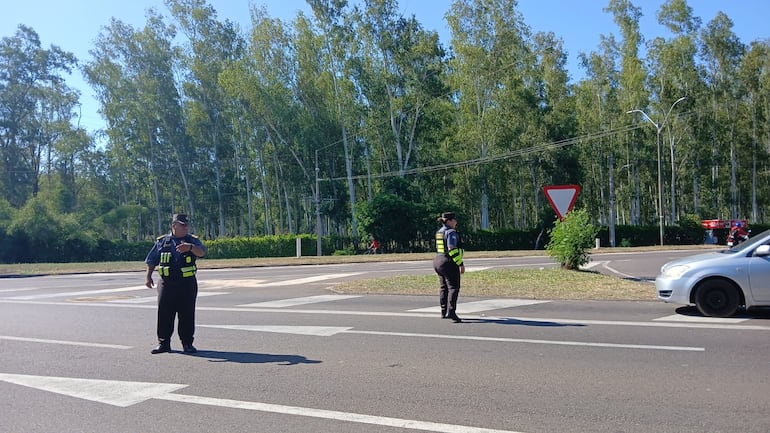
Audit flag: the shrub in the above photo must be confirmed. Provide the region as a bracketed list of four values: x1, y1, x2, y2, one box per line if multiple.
[546, 208, 599, 270]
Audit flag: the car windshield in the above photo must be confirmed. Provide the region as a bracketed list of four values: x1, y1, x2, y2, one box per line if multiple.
[726, 228, 770, 253]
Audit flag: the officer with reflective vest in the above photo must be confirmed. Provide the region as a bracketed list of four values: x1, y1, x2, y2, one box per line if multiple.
[433, 212, 465, 323]
[145, 213, 207, 354]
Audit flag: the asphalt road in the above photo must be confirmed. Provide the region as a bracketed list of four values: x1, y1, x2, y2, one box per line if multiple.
[1, 250, 769, 433]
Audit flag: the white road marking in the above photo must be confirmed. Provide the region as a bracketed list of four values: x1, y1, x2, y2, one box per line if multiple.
[653, 314, 748, 324]
[465, 266, 491, 272]
[198, 279, 267, 288]
[199, 324, 701, 352]
[108, 291, 229, 304]
[6, 286, 146, 300]
[344, 330, 702, 352]
[0, 288, 38, 293]
[600, 262, 639, 279]
[0, 336, 131, 349]
[160, 393, 524, 433]
[256, 273, 364, 287]
[2, 299, 770, 331]
[0, 374, 186, 407]
[581, 261, 639, 279]
[409, 299, 549, 314]
[199, 325, 352, 336]
[239, 294, 360, 308]
[0, 374, 526, 433]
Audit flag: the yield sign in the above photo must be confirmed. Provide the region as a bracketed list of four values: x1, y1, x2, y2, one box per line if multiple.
[543, 184, 580, 220]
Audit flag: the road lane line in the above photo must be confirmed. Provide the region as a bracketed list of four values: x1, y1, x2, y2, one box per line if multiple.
[0, 373, 525, 433]
[653, 314, 748, 323]
[239, 294, 360, 308]
[256, 273, 364, 287]
[6, 286, 146, 300]
[409, 299, 549, 314]
[344, 330, 703, 351]
[600, 262, 639, 279]
[107, 292, 228, 304]
[159, 393, 525, 433]
[0, 335, 131, 349]
[2, 299, 770, 331]
[198, 325, 702, 352]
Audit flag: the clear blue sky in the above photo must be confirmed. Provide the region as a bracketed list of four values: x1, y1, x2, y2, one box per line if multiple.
[4, 0, 769, 133]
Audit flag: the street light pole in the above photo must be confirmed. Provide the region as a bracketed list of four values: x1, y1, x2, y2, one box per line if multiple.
[626, 96, 686, 246]
[314, 149, 322, 256]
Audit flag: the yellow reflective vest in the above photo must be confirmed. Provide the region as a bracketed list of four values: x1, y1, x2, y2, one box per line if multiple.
[156, 235, 197, 279]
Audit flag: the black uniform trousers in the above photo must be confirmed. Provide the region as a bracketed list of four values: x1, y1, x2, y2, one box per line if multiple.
[433, 254, 460, 316]
[156, 276, 198, 345]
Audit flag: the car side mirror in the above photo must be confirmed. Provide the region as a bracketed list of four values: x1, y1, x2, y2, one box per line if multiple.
[754, 245, 770, 257]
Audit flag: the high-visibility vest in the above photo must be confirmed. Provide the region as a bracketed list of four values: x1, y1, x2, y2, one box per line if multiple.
[435, 227, 463, 266]
[157, 235, 197, 278]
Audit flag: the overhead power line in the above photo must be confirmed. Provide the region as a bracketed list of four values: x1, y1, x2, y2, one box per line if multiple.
[327, 123, 644, 182]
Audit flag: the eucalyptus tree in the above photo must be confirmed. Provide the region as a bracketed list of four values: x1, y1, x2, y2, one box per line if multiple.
[167, 0, 245, 238]
[85, 11, 187, 237]
[306, 0, 363, 241]
[293, 12, 356, 239]
[576, 39, 622, 226]
[219, 61, 273, 235]
[222, 7, 325, 236]
[736, 41, 770, 222]
[532, 31, 578, 188]
[354, 0, 447, 180]
[699, 12, 745, 220]
[649, 0, 701, 222]
[605, 0, 654, 226]
[446, 0, 539, 230]
[0, 25, 78, 208]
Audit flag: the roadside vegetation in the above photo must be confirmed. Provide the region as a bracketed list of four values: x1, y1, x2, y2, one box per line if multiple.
[333, 267, 655, 301]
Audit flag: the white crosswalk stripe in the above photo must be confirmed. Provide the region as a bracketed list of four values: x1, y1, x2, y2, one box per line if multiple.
[409, 299, 550, 314]
[6, 286, 147, 301]
[108, 292, 229, 304]
[239, 295, 361, 308]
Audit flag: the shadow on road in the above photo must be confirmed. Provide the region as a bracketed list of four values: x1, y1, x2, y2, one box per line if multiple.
[461, 318, 585, 327]
[185, 350, 322, 365]
[675, 305, 770, 320]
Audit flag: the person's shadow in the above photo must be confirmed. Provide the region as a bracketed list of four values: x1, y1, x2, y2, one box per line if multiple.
[461, 317, 584, 327]
[185, 350, 322, 365]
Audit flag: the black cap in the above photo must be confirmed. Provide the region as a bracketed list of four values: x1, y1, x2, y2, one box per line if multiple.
[441, 212, 456, 220]
[172, 213, 189, 225]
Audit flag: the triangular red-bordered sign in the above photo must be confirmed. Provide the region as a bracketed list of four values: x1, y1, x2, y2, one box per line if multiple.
[543, 185, 581, 220]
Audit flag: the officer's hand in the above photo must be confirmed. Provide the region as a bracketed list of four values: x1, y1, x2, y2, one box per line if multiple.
[146, 278, 154, 288]
[459, 264, 465, 274]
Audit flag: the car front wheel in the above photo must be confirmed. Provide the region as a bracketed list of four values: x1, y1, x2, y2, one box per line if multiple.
[694, 280, 740, 317]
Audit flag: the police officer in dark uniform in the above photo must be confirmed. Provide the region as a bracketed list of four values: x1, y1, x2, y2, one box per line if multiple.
[145, 213, 207, 354]
[433, 212, 465, 323]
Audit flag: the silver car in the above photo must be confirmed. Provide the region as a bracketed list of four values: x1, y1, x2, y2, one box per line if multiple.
[656, 229, 770, 317]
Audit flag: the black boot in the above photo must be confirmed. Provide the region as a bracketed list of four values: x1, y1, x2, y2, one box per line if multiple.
[448, 311, 462, 323]
[441, 309, 448, 319]
[151, 341, 171, 354]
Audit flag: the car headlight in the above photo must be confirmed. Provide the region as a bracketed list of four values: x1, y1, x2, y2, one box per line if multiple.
[662, 264, 689, 278]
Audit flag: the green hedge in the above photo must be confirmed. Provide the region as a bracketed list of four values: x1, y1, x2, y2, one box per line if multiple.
[204, 234, 329, 259]
[4, 223, 763, 263]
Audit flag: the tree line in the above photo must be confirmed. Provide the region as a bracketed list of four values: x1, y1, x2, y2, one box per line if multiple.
[1, 0, 769, 259]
